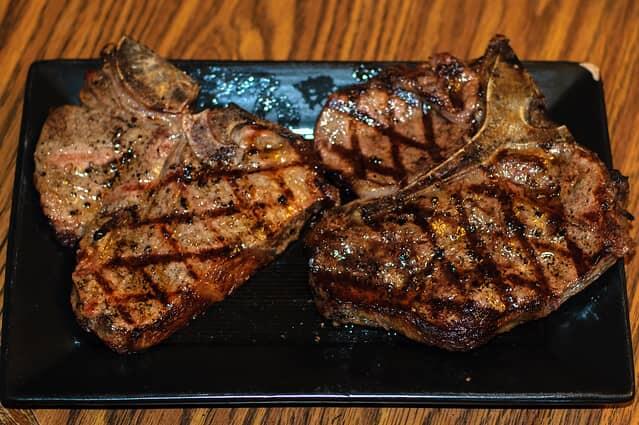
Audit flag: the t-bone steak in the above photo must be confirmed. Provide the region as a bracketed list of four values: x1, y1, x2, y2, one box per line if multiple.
[34, 38, 337, 352]
[306, 36, 634, 351]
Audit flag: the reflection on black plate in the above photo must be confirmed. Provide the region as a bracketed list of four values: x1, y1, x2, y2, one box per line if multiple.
[0, 60, 633, 407]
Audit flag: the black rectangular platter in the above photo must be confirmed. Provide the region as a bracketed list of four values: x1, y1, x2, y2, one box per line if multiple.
[1, 59, 633, 407]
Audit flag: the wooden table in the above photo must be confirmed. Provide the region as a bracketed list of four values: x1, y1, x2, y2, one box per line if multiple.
[1, 0, 637, 423]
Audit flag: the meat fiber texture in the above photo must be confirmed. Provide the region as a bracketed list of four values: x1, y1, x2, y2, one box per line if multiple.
[307, 36, 634, 351]
[34, 37, 337, 352]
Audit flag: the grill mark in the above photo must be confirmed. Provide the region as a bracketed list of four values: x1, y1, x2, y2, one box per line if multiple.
[115, 305, 135, 325]
[329, 144, 403, 179]
[388, 201, 423, 295]
[273, 172, 296, 205]
[396, 81, 474, 126]
[503, 274, 545, 312]
[159, 223, 200, 280]
[488, 155, 593, 277]
[400, 242, 426, 301]
[531, 240, 572, 260]
[94, 272, 114, 295]
[114, 292, 154, 304]
[106, 164, 283, 273]
[141, 268, 171, 305]
[422, 106, 444, 163]
[401, 204, 461, 287]
[385, 97, 408, 185]
[467, 184, 552, 296]
[325, 82, 469, 187]
[176, 162, 306, 184]
[108, 245, 233, 267]
[136, 206, 238, 227]
[348, 132, 366, 179]
[564, 237, 589, 276]
[449, 193, 513, 304]
[100, 175, 276, 272]
[326, 98, 427, 151]
[225, 175, 273, 238]
[94, 204, 239, 240]
[408, 259, 436, 298]
[184, 262, 199, 280]
[326, 95, 420, 184]
[172, 173, 203, 282]
[543, 207, 591, 276]
[93, 206, 141, 241]
[103, 162, 306, 198]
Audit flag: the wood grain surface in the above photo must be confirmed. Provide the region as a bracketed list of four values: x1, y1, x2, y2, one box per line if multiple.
[1, 0, 638, 423]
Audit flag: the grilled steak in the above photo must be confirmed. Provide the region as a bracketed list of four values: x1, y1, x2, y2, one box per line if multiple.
[306, 36, 634, 351]
[314, 49, 487, 199]
[34, 38, 337, 352]
[34, 37, 199, 246]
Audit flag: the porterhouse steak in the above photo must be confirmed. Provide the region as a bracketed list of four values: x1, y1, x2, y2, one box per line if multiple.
[306, 36, 634, 351]
[34, 38, 337, 352]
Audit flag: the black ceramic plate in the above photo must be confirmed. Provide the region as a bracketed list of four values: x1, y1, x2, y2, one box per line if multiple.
[1, 60, 633, 407]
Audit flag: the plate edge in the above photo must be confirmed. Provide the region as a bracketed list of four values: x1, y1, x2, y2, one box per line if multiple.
[0, 62, 40, 404]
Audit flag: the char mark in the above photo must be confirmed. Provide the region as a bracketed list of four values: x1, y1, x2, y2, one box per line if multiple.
[400, 204, 461, 287]
[141, 268, 172, 305]
[329, 144, 404, 181]
[449, 193, 509, 293]
[540, 204, 592, 277]
[564, 237, 590, 276]
[173, 162, 306, 185]
[115, 305, 135, 325]
[273, 172, 296, 205]
[421, 105, 444, 162]
[159, 223, 201, 280]
[138, 206, 238, 227]
[225, 176, 272, 238]
[468, 183, 553, 296]
[326, 98, 427, 151]
[94, 271, 115, 294]
[348, 132, 366, 179]
[108, 245, 234, 267]
[105, 162, 307, 201]
[385, 96, 408, 184]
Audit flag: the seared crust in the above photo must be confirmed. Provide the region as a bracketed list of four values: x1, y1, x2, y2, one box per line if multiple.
[306, 36, 634, 351]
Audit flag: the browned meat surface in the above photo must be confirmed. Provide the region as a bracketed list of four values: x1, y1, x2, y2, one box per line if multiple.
[34, 38, 337, 352]
[73, 105, 336, 353]
[34, 37, 199, 246]
[306, 36, 634, 351]
[314, 50, 488, 199]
